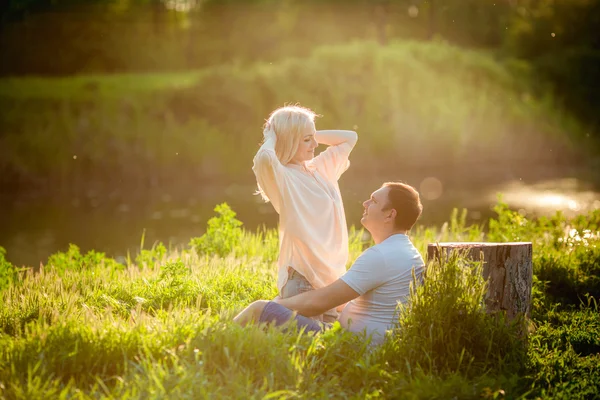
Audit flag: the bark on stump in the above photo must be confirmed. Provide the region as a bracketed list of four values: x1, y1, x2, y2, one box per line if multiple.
[427, 242, 533, 319]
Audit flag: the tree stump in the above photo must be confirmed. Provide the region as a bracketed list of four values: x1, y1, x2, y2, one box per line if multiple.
[427, 242, 533, 319]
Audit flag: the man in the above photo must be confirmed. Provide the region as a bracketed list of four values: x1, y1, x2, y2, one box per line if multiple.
[234, 182, 425, 345]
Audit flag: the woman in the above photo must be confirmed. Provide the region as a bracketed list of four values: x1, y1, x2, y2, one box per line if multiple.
[253, 105, 358, 323]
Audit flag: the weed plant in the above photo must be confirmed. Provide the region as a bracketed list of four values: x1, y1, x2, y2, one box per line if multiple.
[0, 247, 17, 292]
[0, 203, 599, 399]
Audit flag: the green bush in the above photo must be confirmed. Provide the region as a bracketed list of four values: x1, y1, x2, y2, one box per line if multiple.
[0, 246, 17, 292]
[46, 244, 122, 275]
[189, 203, 243, 258]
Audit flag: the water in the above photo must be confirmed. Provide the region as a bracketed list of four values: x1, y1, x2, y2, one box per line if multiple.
[1, 177, 599, 267]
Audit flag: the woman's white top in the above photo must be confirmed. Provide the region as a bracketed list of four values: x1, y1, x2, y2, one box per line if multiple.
[253, 132, 356, 292]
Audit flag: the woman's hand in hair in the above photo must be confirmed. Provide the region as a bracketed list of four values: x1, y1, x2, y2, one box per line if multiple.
[263, 125, 277, 143]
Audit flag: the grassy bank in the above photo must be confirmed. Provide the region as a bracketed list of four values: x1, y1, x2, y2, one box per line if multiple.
[1, 203, 599, 399]
[1, 40, 595, 193]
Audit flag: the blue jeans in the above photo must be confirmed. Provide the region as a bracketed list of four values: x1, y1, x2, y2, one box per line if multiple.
[279, 267, 338, 323]
[259, 301, 332, 333]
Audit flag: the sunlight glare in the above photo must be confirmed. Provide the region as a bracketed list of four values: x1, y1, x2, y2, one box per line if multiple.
[567, 200, 580, 211]
[491, 179, 599, 217]
[420, 177, 443, 201]
[164, 0, 197, 12]
[538, 192, 565, 207]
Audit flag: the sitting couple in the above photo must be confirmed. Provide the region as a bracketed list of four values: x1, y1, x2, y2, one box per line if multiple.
[235, 105, 424, 344]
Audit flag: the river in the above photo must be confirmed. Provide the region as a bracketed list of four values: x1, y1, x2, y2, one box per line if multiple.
[1, 177, 599, 267]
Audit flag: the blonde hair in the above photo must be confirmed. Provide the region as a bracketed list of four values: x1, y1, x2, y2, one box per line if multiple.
[256, 105, 317, 202]
[266, 105, 317, 165]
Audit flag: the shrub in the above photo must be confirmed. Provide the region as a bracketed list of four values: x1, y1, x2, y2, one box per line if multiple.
[159, 260, 191, 287]
[189, 203, 243, 258]
[46, 244, 122, 275]
[0, 246, 18, 291]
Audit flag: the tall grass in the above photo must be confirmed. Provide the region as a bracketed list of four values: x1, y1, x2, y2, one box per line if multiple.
[0, 40, 593, 191]
[1, 202, 598, 398]
[389, 249, 526, 377]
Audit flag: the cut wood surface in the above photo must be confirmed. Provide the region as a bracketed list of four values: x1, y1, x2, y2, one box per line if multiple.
[427, 242, 533, 319]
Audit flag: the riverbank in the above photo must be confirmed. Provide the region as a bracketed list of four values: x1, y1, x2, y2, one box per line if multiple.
[3, 153, 600, 265]
[3, 172, 600, 269]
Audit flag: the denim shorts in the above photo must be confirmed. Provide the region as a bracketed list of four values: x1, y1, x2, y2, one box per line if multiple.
[279, 267, 339, 323]
[259, 301, 331, 333]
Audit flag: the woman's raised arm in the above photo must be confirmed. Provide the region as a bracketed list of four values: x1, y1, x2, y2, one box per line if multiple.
[315, 130, 358, 148]
[310, 130, 358, 182]
[252, 128, 284, 208]
[253, 128, 278, 164]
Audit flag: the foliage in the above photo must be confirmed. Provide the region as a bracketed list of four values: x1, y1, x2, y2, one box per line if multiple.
[413, 208, 484, 250]
[388, 249, 525, 377]
[189, 203, 243, 258]
[2, 0, 598, 133]
[46, 243, 122, 275]
[0, 246, 17, 292]
[0, 0, 512, 74]
[505, 0, 600, 122]
[135, 242, 167, 268]
[0, 204, 598, 398]
[1, 40, 591, 194]
[525, 300, 600, 399]
[160, 260, 191, 286]
[489, 199, 600, 310]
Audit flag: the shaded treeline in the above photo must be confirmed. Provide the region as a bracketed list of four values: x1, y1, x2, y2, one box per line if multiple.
[0, 41, 593, 197]
[1, 0, 599, 124]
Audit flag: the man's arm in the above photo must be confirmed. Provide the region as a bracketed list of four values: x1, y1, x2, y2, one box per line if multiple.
[274, 279, 360, 317]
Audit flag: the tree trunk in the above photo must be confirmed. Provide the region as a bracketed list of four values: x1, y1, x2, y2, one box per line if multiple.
[427, 242, 533, 320]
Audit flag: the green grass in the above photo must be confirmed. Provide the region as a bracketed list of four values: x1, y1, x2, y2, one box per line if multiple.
[0, 40, 594, 189]
[1, 202, 599, 399]
[0, 71, 204, 100]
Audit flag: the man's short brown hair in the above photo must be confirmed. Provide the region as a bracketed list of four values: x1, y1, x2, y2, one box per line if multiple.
[382, 182, 423, 230]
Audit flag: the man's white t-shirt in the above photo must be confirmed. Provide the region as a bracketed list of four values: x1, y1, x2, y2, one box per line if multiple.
[339, 234, 424, 344]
